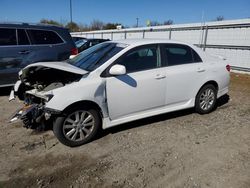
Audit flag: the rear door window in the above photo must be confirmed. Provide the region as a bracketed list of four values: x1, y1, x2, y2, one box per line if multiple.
[17, 29, 30, 45]
[192, 49, 202, 62]
[27, 29, 63, 45]
[0, 28, 17, 46]
[164, 44, 193, 66]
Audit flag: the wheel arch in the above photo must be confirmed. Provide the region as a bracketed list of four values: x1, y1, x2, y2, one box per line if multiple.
[62, 100, 104, 118]
[196, 80, 219, 98]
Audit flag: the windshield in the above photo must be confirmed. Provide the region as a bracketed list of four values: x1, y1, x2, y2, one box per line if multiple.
[68, 42, 126, 71]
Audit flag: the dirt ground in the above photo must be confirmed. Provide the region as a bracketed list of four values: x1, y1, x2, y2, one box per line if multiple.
[0, 73, 249, 188]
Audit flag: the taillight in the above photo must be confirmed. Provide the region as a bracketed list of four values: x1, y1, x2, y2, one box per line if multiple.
[71, 47, 78, 55]
[226, 64, 230, 72]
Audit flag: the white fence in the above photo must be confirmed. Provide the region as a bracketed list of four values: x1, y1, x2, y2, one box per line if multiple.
[71, 19, 250, 72]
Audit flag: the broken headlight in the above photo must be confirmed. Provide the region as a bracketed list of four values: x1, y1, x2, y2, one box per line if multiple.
[45, 94, 54, 102]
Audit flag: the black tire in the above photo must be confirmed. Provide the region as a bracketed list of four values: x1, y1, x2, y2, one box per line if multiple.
[195, 84, 217, 114]
[53, 107, 101, 147]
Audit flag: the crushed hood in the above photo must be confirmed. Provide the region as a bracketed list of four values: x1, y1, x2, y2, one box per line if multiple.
[21, 61, 88, 76]
[18, 61, 88, 91]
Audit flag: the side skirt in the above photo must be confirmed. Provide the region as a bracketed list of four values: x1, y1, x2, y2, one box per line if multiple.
[102, 99, 195, 129]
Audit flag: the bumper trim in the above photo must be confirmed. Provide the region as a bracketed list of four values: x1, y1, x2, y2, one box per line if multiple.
[44, 107, 61, 115]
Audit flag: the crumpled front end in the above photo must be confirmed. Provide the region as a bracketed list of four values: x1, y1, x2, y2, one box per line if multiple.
[9, 62, 87, 130]
[9, 83, 61, 130]
[10, 104, 44, 129]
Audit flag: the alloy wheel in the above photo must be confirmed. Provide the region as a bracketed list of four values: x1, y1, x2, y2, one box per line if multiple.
[63, 110, 95, 142]
[199, 88, 215, 111]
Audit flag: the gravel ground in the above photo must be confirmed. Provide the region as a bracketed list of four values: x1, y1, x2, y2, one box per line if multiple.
[0, 72, 249, 188]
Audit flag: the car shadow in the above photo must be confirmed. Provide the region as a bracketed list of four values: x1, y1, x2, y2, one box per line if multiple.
[0, 87, 12, 96]
[98, 94, 230, 139]
[216, 94, 230, 108]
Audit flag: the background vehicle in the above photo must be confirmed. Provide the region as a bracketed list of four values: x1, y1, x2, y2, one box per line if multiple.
[0, 23, 77, 87]
[72, 36, 86, 42]
[10, 39, 230, 147]
[75, 38, 110, 53]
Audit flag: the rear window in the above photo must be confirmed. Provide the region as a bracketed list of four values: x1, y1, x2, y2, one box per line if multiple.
[0, 28, 17, 46]
[192, 49, 202, 62]
[27, 29, 63, 45]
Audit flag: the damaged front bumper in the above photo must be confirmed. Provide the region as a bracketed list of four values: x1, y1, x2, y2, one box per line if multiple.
[9, 104, 61, 129]
[9, 81, 61, 129]
[9, 104, 44, 129]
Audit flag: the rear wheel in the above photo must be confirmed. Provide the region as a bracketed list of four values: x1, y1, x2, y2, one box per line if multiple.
[195, 84, 217, 114]
[53, 107, 101, 147]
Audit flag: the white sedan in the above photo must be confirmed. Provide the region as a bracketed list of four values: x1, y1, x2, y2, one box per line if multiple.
[10, 39, 230, 147]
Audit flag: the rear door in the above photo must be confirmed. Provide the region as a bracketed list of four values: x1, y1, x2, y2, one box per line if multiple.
[26, 29, 66, 61]
[162, 44, 205, 105]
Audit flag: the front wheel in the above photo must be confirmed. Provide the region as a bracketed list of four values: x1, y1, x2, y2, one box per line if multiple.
[53, 107, 101, 147]
[195, 84, 217, 114]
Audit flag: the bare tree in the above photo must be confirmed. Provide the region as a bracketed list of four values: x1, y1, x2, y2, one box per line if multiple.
[216, 16, 224, 21]
[78, 23, 90, 31]
[90, 19, 104, 30]
[147, 20, 174, 27]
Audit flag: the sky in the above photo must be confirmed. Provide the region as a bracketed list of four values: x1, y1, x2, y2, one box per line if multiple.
[0, 0, 249, 27]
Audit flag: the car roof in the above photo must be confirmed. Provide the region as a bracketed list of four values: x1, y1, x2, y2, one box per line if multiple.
[112, 39, 192, 46]
[0, 22, 68, 31]
[109, 39, 206, 60]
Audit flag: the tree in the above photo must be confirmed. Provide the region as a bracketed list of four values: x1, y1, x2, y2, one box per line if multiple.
[90, 20, 104, 30]
[216, 16, 224, 21]
[40, 19, 62, 26]
[163, 19, 173, 25]
[66, 22, 80, 32]
[103, 23, 121, 30]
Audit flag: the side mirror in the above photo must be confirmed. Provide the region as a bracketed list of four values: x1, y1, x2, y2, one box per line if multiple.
[109, 64, 126, 76]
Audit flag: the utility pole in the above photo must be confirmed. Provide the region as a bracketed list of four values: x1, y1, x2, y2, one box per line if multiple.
[70, 0, 73, 23]
[136, 18, 139, 27]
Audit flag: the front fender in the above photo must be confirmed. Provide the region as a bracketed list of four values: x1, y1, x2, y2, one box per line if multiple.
[45, 78, 108, 117]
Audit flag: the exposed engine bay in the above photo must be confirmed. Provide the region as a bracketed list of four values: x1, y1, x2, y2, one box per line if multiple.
[20, 66, 82, 91]
[9, 63, 86, 130]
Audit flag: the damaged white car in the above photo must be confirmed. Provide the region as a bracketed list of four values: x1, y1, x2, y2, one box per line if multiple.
[9, 39, 230, 147]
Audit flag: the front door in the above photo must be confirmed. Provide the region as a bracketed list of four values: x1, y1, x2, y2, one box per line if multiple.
[106, 44, 167, 120]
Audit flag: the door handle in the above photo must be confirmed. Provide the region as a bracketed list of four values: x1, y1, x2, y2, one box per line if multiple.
[197, 68, 205, 72]
[155, 74, 166, 79]
[18, 50, 30, 54]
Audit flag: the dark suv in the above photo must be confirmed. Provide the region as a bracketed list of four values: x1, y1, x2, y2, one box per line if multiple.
[0, 23, 77, 86]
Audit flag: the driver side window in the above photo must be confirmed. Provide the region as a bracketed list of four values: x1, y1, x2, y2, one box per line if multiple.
[117, 45, 159, 73]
